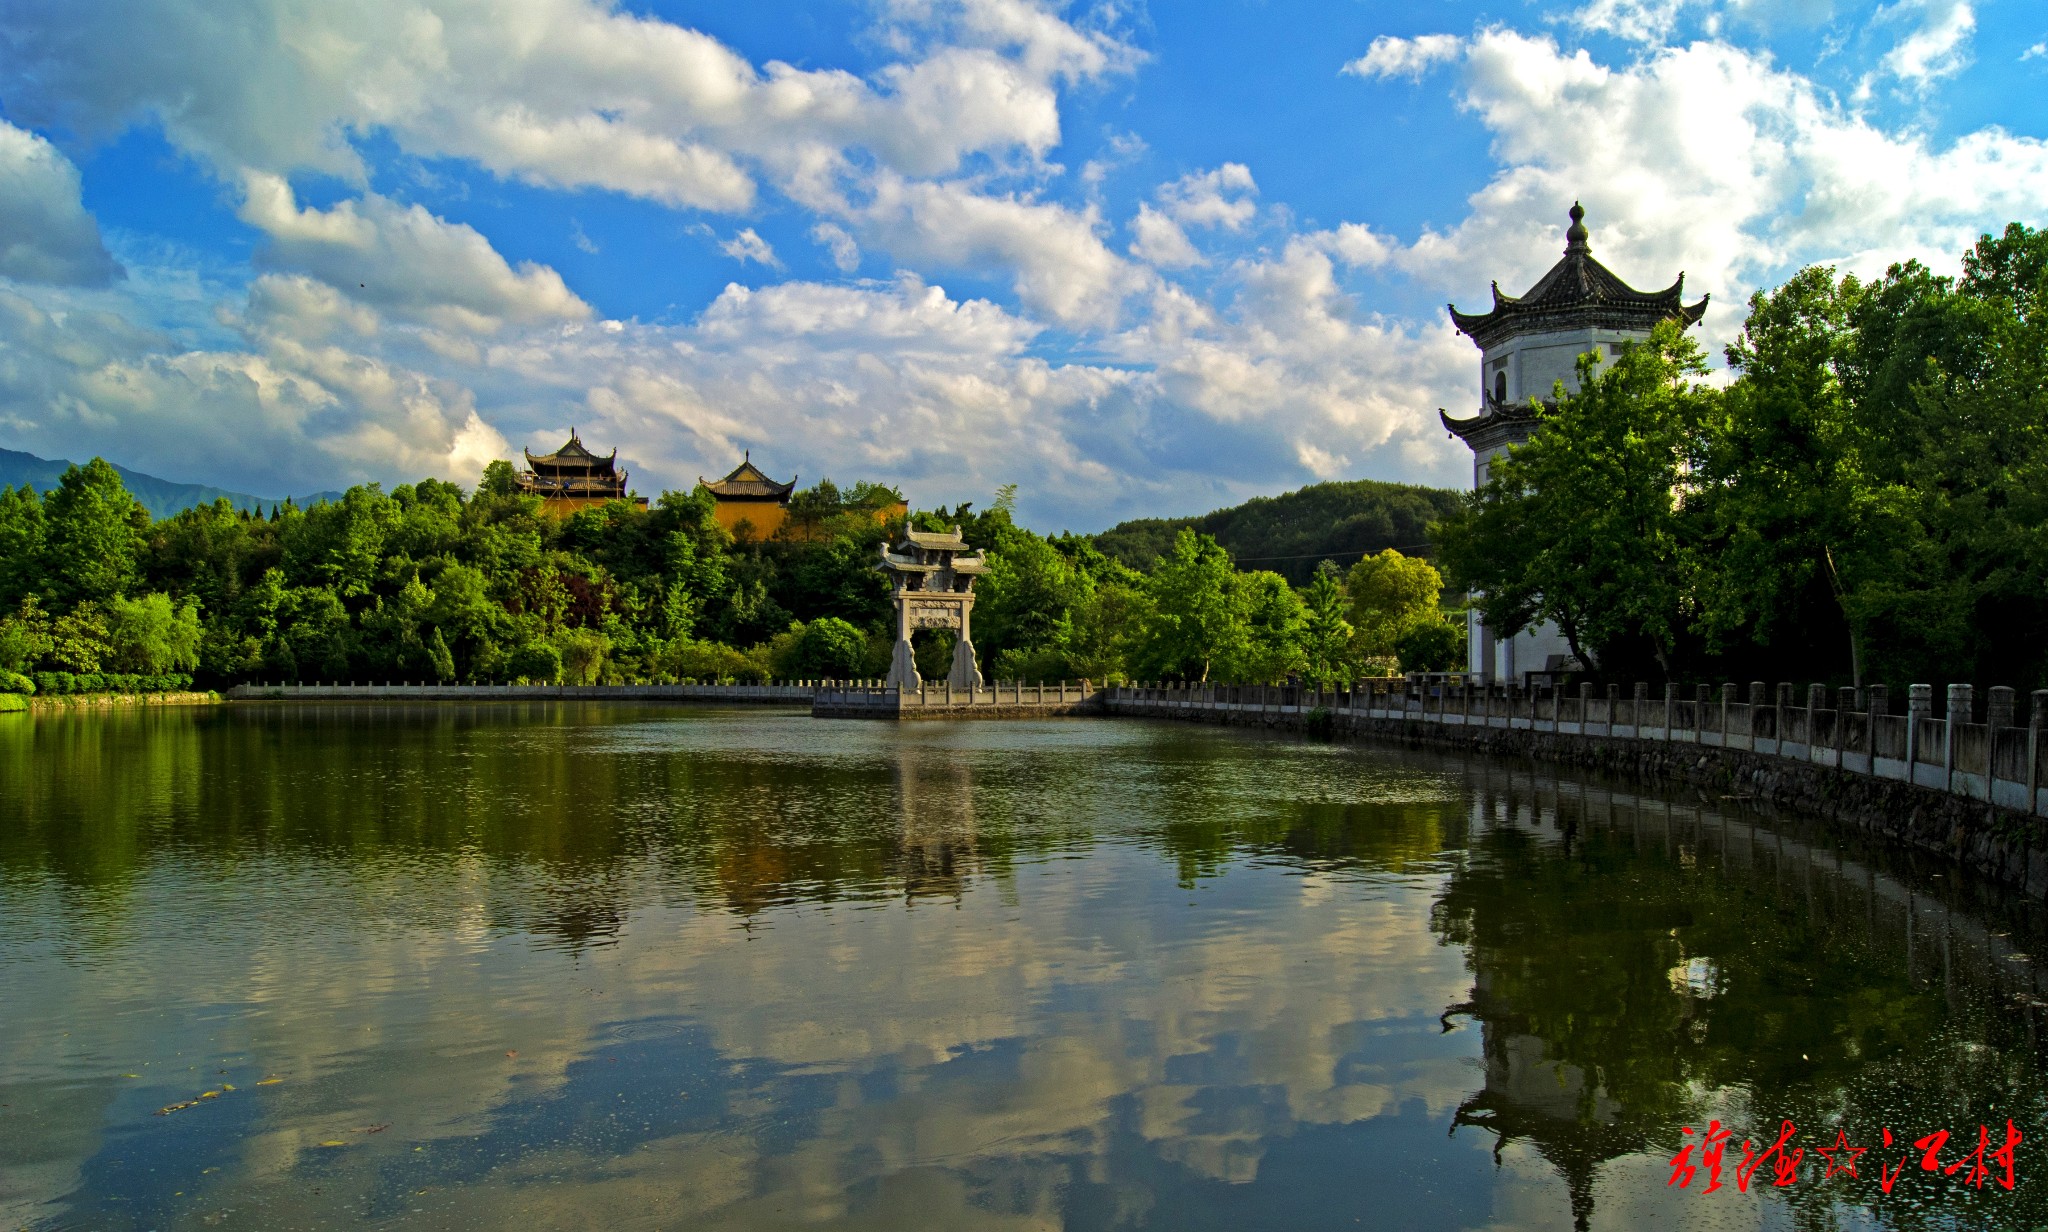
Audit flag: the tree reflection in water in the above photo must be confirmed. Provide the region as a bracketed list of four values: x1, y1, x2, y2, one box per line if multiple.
[1428, 773, 2048, 1230]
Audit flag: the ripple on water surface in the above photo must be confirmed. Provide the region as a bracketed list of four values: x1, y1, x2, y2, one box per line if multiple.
[2, 702, 2045, 1230]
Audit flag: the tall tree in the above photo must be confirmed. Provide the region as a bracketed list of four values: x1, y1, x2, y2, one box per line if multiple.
[1435, 322, 1718, 680]
[1134, 530, 1245, 682]
[41, 459, 146, 606]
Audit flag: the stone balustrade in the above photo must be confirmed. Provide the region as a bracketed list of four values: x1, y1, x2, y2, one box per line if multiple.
[226, 682, 821, 703]
[1105, 678, 2048, 817]
[814, 679, 1098, 718]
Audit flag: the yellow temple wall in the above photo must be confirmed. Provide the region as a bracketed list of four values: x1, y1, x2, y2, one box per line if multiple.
[713, 501, 789, 539]
[711, 500, 908, 541]
[535, 495, 650, 518]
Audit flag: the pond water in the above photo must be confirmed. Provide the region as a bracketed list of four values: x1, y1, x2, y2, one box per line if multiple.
[3, 704, 2045, 1231]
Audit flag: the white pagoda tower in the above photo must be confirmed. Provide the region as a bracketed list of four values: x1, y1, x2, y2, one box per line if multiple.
[1442, 203, 1708, 683]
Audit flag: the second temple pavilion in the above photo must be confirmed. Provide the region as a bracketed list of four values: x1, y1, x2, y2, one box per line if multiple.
[518, 431, 648, 515]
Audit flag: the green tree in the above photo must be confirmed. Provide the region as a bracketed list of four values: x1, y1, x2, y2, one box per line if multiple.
[509, 641, 562, 684]
[1393, 618, 1464, 674]
[1344, 548, 1444, 656]
[786, 617, 869, 678]
[0, 485, 48, 608]
[1300, 563, 1357, 688]
[41, 459, 146, 606]
[1225, 570, 1306, 683]
[1435, 322, 1718, 679]
[555, 627, 611, 685]
[48, 604, 111, 673]
[479, 459, 520, 498]
[103, 593, 203, 674]
[1133, 530, 1246, 682]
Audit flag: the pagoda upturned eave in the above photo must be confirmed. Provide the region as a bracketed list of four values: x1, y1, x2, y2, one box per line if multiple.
[1447, 204, 1708, 350]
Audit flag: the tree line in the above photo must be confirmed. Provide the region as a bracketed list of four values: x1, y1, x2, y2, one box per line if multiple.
[0, 456, 1466, 696]
[1436, 222, 2048, 694]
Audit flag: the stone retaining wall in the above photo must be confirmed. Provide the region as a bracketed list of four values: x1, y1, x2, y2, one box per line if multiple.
[1106, 682, 2048, 900]
[225, 683, 817, 704]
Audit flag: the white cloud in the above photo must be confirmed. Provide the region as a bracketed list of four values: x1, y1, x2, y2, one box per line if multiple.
[718, 227, 781, 268]
[1367, 28, 2048, 348]
[1342, 35, 1464, 81]
[0, 120, 122, 287]
[1157, 164, 1258, 231]
[0, 0, 1136, 212]
[1876, 0, 1976, 88]
[1129, 204, 1203, 268]
[2024, 41, 2046, 62]
[1567, 0, 1703, 44]
[237, 172, 590, 332]
[852, 173, 1143, 328]
[810, 222, 862, 272]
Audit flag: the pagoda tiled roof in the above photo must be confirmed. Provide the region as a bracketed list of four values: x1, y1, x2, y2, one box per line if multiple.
[1448, 204, 1708, 350]
[525, 430, 618, 474]
[701, 454, 795, 501]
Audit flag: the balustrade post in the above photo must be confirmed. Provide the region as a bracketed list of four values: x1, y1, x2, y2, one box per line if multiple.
[1946, 683, 1973, 790]
[1906, 685, 1932, 774]
[1988, 686, 2015, 730]
[2030, 690, 2048, 814]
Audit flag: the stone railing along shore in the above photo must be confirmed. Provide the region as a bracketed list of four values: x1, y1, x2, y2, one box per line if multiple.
[814, 680, 1099, 718]
[1106, 677, 2048, 898]
[226, 682, 820, 703]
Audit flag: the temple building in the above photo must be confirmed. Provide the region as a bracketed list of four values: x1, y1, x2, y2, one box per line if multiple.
[700, 454, 798, 539]
[1442, 203, 1708, 683]
[518, 431, 648, 514]
[700, 454, 910, 541]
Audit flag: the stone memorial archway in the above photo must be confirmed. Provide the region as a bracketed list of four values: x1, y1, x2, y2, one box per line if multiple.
[878, 526, 986, 690]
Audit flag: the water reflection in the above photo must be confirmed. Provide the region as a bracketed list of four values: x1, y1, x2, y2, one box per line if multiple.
[0, 704, 2043, 1231]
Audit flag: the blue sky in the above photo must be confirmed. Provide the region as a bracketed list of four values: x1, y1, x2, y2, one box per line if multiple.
[0, 0, 2043, 529]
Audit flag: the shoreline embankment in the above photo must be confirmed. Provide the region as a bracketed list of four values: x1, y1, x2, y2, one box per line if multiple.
[1105, 680, 2048, 901]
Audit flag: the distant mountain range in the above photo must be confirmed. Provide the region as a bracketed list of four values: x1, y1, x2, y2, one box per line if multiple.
[0, 448, 343, 520]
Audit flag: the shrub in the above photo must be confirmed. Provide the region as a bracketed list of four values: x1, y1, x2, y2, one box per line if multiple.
[664, 639, 768, 684]
[0, 669, 33, 694]
[786, 617, 869, 679]
[1393, 619, 1465, 674]
[508, 642, 562, 684]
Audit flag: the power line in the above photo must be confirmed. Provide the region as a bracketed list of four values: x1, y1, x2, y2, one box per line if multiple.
[1227, 542, 1436, 563]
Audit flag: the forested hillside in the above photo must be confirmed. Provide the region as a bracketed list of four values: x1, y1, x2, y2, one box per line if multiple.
[1095, 479, 1463, 583]
[0, 460, 1466, 696]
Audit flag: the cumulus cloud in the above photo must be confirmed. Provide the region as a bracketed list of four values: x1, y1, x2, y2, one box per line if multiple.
[0, 0, 1135, 211]
[237, 172, 590, 332]
[718, 227, 781, 268]
[1128, 203, 1203, 268]
[1157, 164, 1258, 231]
[810, 222, 862, 272]
[0, 120, 122, 287]
[1875, 0, 1976, 88]
[852, 174, 1142, 328]
[1364, 28, 2048, 347]
[1566, 0, 1703, 45]
[1342, 35, 1464, 81]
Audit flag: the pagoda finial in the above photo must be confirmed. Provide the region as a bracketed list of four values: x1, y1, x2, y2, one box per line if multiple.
[1565, 202, 1590, 254]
